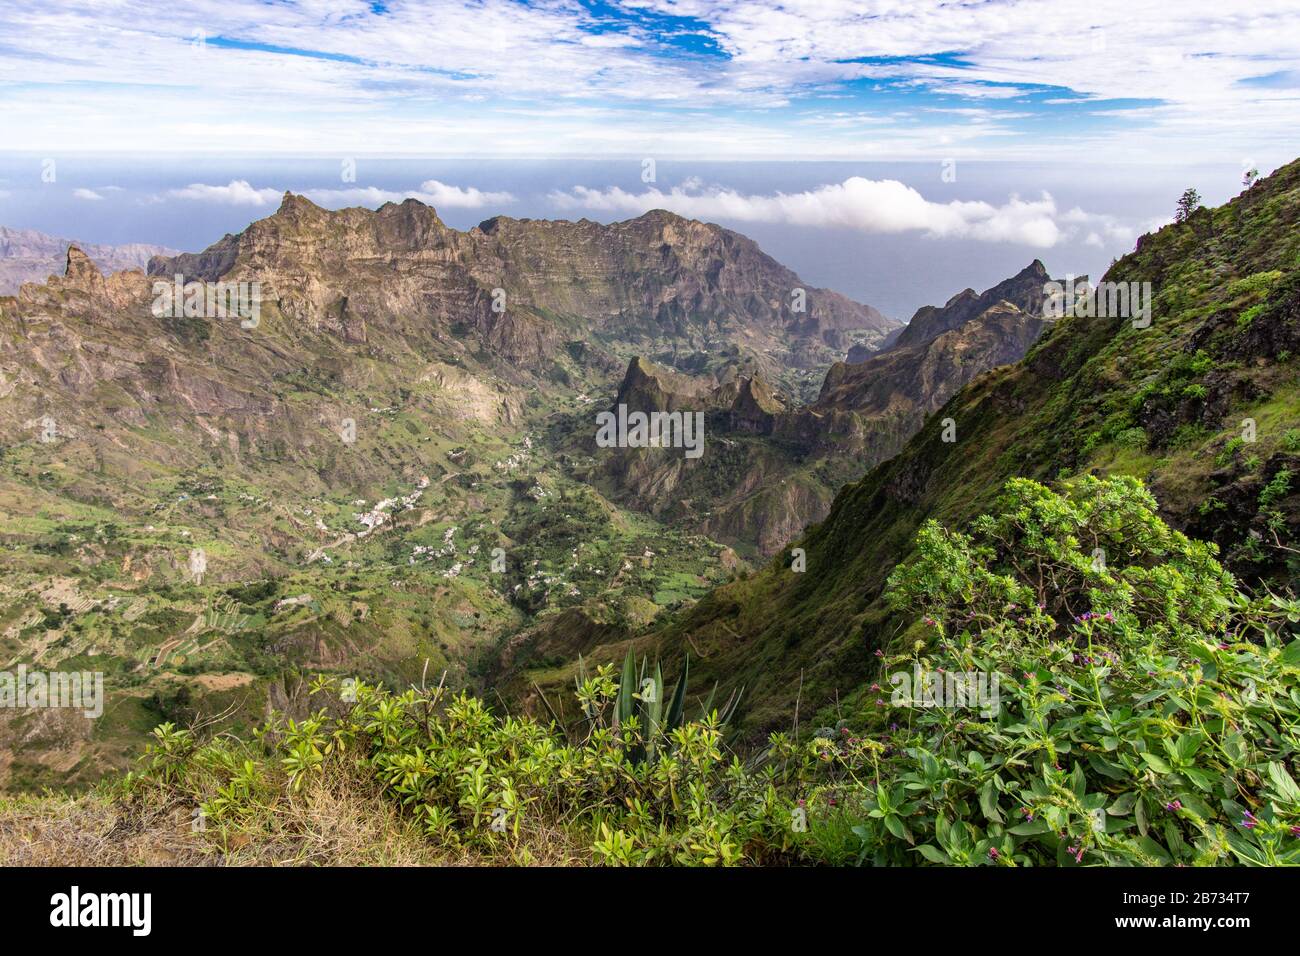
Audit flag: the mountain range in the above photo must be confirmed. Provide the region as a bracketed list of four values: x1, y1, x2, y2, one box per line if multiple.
[0, 226, 178, 297]
[1, 161, 1296, 792]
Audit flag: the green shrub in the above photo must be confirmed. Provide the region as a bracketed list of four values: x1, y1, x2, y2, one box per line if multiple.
[120, 476, 1300, 866]
[858, 476, 1300, 865]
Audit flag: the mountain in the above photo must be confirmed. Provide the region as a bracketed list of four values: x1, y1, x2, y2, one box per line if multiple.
[0, 194, 889, 790]
[585, 261, 1066, 557]
[0, 226, 179, 296]
[151, 195, 896, 393]
[626, 158, 1300, 741]
[887, 259, 1056, 351]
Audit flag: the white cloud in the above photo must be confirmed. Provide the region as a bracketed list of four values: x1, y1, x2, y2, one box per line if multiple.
[305, 180, 513, 209]
[550, 178, 1068, 247]
[167, 180, 282, 206]
[73, 188, 104, 200]
[0, 0, 1296, 161]
[158, 178, 512, 212]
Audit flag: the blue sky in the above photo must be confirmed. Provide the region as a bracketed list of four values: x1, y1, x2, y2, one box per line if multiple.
[1, 0, 1297, 163]
[0, 1, 1296, 314]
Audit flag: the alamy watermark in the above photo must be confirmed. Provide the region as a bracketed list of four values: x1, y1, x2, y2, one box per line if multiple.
[595, 403, 705, 459]
[889, 665, 1000, 717]
[0, 665, 104, 718]
[152, 274, 261, 328]
[1043, 275, 1151, 328]
[50, 886, 150, 936]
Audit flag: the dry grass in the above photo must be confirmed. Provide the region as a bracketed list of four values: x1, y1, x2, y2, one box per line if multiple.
[0, 792, 211, 866]
[0, 774, 593, 867]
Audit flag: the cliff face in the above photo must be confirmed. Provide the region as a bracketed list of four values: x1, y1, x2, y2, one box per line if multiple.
[592, 263, 1063, 557]
[888, 259, 1052, 351]
[0, 225, 178, 295]
[150, 194, 895, 379]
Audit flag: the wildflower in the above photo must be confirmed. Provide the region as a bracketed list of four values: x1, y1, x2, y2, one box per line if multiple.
[988, 848, 999, 860]
[1290, 825, 1299, 838]
[874, 649, 883, 658]
[1241, 810, 1258, 830]
[1166, 800, 1181, 812]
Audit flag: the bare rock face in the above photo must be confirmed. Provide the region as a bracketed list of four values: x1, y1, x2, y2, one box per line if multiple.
[592, 264, 1065, 557]
[0, 195, 893, 537]
[0, 226, 179, 295]
[890, 259, 1051, 351]
[148, 194, 895, 375]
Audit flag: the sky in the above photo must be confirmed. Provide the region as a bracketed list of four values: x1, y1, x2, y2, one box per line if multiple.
[0, 1, 1296, 316]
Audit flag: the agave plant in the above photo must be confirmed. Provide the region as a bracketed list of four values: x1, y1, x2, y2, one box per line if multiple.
[556, 650, 741, 765]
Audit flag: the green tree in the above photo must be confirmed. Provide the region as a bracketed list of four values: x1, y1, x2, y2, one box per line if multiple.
[1176, 187, 1202, 223]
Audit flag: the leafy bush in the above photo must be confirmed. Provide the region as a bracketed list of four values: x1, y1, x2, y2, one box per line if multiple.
[859, 476, 1300, 865]
[121, 476, 1299, 866]
[127, 669, 795, 866]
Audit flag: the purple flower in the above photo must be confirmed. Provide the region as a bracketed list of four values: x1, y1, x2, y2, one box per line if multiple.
[988, 847, 999, 859]
[1241, 811, 1258, 830]
[1166, 800, 1181, 812]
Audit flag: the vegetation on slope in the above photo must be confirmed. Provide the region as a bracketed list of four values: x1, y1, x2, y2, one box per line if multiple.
[5, 477, 1295, 866]
[646, 158, 1300, 742]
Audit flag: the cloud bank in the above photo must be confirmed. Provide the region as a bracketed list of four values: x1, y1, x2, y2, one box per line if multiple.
[551, 178, 1067, 247]
[162, 179, 513, 210]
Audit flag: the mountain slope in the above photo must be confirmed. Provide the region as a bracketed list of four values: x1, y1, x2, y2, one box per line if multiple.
[0, 194, 893, 790]
[636, 158, 1300, 740]
[584, 262, 1064, 558]
[152, 195, 896, 393]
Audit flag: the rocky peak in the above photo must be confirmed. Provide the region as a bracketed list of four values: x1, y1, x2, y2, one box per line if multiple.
[614, 356, 712, 413]
[1017, 258, 1049, 281]
[727, 375, 784, 435]
[63, 245, 105, 288]
[892, 260, 1059, 350]
[274, 191, 323, 219]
